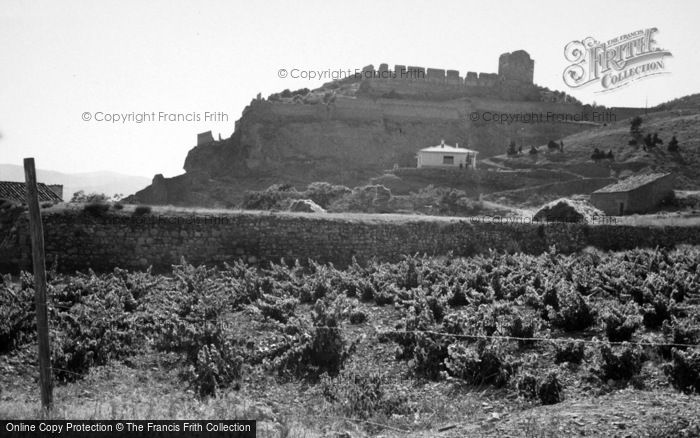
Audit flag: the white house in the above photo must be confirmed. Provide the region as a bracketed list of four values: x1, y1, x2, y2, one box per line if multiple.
[417, 140, 478, 169]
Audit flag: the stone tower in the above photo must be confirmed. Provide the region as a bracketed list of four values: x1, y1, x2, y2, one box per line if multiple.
[498, 50, 534, 84]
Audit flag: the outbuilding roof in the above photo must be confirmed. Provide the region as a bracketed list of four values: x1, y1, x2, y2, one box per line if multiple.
[592, 173, 671, 194]
[0, 181, 63, 203]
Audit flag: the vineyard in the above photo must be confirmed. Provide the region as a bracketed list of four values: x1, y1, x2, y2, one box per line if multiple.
[2, 246, 700, 437]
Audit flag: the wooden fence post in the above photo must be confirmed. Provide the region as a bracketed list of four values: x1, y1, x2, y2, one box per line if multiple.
[23, 157, 53, 411]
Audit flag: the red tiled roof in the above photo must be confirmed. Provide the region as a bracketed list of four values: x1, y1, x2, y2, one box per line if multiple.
[0, 181, 63, 203]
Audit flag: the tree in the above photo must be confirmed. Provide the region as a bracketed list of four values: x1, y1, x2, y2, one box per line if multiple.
[591, 148, 606, 161]
[630, 116, 643, 135]
[70, 191, 120, 203]
[606, 150, 614, 160]
[668, 136, 680, 152]
[507, 141, 518, 156]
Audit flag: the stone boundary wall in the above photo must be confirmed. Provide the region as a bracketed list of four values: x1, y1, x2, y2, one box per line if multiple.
[2, 210, 700, 273]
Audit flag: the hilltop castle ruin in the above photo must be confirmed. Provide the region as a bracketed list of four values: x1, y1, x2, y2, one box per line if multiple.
[359, 50, 534, 86]
[339, 50, 540, 101]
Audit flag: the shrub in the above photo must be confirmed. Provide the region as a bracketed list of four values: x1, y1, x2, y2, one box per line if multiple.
[447, 284, 470, 307]
[591, 148, 607, 161]
[358, 279, 376, 302]
[0, 280, 35, 353]
[597, 343, 644, 380]
[384, 306, 435, 361]
[503, 313, 538, 346]
[297, 277, 332, 304]
[507, 141, 518, 156]
[50, 274, 145, 382]
[667, 136, 680, 152]
[183, 342, 243, 397]
[540, 282, 559, 319]
[411, 333, 449, 380]
[373, 284, 397, 306]
[516, 373, 538, 399]
[349, 309, 368, 324]
[257, 297, 297, 323]
[272, 300, 351, 379]
[147, 261, 247, 396]
[630, 116, 643, 135]
[660, 318, 699, 358]
[537, 372, 563, 404]
[133, 205, 152, 216]
[442, 310, 470, 335]
[664, 348, 700, 393]
[83, 202, 110, 216]
[602, 303, 641, 342]
[548, 287, 594, 332]
[241, 184, 300, 210]
[445, 341, 514, 387]
[554, 341, 585, 364]
[303, 182, 351, 209]
[515, 371, 564, 404]
[422, 294, 448, 323]
[641, 295, 670, 328]
[71, 191, 109, 203]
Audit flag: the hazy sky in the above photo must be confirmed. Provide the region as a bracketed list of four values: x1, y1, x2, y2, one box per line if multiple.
[1, 0, 698, 178]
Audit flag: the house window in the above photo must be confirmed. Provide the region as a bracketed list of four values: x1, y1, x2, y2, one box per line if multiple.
[442, 155, 454, 165]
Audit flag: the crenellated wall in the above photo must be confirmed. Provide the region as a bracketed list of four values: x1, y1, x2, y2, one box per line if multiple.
[352, 51, 539, 101]
[364, 50, 534, 86]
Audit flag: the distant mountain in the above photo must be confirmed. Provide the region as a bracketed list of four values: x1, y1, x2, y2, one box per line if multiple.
[0, 164, 150, 200]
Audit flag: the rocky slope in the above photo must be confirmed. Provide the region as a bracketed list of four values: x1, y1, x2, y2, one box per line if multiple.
[130, 76, 648, 208]
[489, 95, 700, 190]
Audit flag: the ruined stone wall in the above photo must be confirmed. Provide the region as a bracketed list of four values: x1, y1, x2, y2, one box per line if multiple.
[498, 51, 535, 84]
[2, 210, 699, 273]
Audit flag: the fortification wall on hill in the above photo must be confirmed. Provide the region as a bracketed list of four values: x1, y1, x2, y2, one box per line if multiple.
[267, 96, 600, 125]
[378, 99, 462, 120]
[1, 210, 699, 273]
[363, 79, 499, 99]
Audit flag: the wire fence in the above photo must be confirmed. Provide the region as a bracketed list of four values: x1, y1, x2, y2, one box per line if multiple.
[34, 297, 700, 350]
[7, 308, 699, 437]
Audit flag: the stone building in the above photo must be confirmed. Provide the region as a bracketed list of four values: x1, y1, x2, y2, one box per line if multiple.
[416, 140, 478, 169]
[498, 50, 535, 84]
[590, 173, 673, 215]
[197, 131, 215, 146]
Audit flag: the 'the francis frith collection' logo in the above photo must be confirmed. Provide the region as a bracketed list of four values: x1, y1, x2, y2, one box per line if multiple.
[563, 28, 672, 92]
